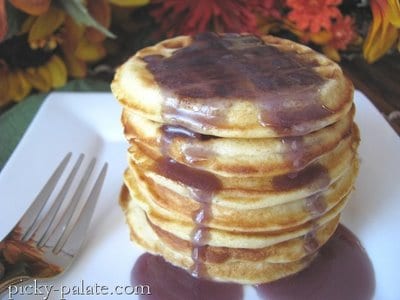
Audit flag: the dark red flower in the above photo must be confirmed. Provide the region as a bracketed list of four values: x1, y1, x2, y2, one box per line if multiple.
[150, 0, 280, 37]
[329, 15, 356, 50]
[287, 0, 342, 33]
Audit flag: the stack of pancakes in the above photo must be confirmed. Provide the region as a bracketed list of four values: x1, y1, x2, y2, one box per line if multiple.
[111, 33, 359, 284]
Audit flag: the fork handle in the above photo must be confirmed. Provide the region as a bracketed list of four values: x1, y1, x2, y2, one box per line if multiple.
[0, 275, 31, 295]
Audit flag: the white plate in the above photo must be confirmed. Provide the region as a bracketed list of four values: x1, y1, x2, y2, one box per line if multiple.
[0, 92, 399, 300]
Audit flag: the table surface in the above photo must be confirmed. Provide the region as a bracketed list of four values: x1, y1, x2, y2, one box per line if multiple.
[341, 53, 400, 134]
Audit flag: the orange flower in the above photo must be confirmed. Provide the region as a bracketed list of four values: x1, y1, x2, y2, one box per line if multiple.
[363, 0, 400, 63]
[1, 0, 52, 42]
[85, 0, 111, 43]
[0, 0, 7, 41]
[9, 0, 51, 16]
[282, 15, 356, 62]
[287, 0, 342, 33]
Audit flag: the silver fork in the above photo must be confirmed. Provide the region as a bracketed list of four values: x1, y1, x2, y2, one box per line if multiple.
[0, 153, 108, 294]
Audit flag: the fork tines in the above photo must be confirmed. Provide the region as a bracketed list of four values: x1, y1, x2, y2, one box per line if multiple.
[14, 153, 108, 256]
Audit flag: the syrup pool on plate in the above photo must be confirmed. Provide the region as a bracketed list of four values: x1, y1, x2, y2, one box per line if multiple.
[131, 224, 375, 300]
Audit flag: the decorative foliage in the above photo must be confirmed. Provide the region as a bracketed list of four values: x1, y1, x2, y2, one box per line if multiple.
[148, 0, 399, 64]
[150, 0, 280, 36]
[0, 0, 145, 107]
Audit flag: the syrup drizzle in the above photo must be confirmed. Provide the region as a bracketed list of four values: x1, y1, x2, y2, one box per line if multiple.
[271, 163, 330, 192]
[281, 136, 306, 170]
[143, 32, 332, 135]
[160, 124, 214, 165]
[304, 192, 327, 218]
[158, 126, 222, 278]
[159, 124, 202, 157]
[303, 229, 320, 254]
[275, 136, 331, 254]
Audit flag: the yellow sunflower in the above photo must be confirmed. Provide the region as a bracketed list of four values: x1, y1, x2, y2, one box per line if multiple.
[0, 3, 98, 106]
[0, 10, 73, 106]
[0, 6, 67, 107]
[0, 0, 148, 107]
[20, 2, 110, 79]
[59, 0, 149, 77]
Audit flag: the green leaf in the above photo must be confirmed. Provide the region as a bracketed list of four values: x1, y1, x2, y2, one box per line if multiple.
[56, 0, 116, 39]
[5, 2, 26, 40]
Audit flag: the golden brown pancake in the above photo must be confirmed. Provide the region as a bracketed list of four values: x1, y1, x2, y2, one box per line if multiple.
[112, 33, 354, 138]
[126, 124, 359, 209]
[122, 106, 356, 177]
[122, 172, 350, 249]
[120, 186, 324, 283]
[124, 159, 357, 232]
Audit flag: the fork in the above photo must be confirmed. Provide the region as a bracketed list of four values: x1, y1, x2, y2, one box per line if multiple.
[0, 153, 108, 294]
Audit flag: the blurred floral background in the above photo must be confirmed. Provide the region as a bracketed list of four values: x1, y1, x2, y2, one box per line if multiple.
[0, 0, 399, 108]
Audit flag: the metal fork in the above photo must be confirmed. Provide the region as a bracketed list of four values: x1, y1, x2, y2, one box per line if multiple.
[0, 153, 108, 294]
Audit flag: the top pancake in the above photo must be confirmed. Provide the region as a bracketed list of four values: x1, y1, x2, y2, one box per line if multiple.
[112, 32, 353, 138]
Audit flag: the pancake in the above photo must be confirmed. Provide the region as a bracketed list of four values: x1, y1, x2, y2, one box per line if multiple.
[124, 159, 357, 232]
[126, 124, 359, 209]
[111, 33, 354, 138]
[122, 105, 356, 177]
[148, 212, 340, 264]
[120, 186, 321, 283]
[123, 167, 350, 249]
